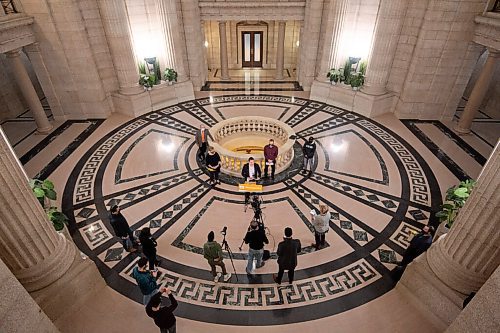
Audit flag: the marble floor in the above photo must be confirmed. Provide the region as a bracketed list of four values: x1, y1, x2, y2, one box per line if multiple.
[2, 90, 498, 333]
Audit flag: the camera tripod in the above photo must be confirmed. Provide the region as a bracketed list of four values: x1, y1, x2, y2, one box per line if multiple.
[221, 230, 238, 282]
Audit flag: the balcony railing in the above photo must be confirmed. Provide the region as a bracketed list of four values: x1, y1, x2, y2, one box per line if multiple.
[1, 0, 18, 15]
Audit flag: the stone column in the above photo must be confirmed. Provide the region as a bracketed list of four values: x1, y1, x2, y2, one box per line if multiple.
[398, 141, 500, 326]
[219, 21, 230, 80]
[456, 50, 500, 134]
[0, 127, 75, 292]
[5, 49, 52, 134]
[427, 141, 500, 293]
[362, 0, 407, 95]
[275, 21, 286, 80]
[97, 0, 142, 95]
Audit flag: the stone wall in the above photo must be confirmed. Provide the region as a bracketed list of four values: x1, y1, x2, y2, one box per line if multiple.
[390, 0, 487, 120]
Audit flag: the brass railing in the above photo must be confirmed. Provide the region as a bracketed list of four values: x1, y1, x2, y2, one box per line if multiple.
[1, 0, 19, 14]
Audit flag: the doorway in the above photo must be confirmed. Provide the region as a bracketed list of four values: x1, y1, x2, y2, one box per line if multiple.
[242, 31, 263, 68]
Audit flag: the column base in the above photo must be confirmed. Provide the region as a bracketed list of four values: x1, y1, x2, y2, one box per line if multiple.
[310, 80, 396, 118]
[111, 91, 152, 118]
[453, 124, 472, 135]
[397, 253, 466, 328]
[30, 250, 106, 324]
[35, 124, 53, 135]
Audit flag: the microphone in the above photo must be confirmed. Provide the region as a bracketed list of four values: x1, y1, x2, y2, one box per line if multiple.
[221, 226, 227, 235]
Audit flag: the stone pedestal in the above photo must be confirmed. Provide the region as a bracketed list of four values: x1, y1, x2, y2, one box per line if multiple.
[219, 21, 230, 80]
[275, 21, 286, 80]
[6, 49, 52, 134]
[456, 50, 499, 134]
[398, 141, 500, 327]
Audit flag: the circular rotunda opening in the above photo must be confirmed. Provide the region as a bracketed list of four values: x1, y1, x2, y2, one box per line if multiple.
[210, 116, 296, 177]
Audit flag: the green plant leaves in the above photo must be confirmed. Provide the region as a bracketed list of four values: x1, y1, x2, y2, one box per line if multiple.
[42, 179, 54, 190]
[436, 179, 476, 229]
[33, 187, 45, 198]
[44, 188, 57, 200]
[454, 187, 469, 198]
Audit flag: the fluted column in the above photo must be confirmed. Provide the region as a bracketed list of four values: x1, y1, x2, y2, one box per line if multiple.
[456, 50, 500, 134]
[427, 140, 500, 294]
[362, 0, 407, 95]
[5, 49, 52, 134]
[97, 0, 142, 95]
[0, 127, 75, 292]
[316, 0, 348, 78]
[219, 21, 230, 80]
[275, 21, 286, 80]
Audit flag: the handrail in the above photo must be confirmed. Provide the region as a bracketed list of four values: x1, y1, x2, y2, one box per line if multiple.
[209, 116, 296, 177]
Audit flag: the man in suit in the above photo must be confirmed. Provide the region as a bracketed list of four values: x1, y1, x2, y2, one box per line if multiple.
[195, 124, 213, 162]
[241, 157, 262, 205]
[263, 139, 278, 179]
[273, 227, 301, 285]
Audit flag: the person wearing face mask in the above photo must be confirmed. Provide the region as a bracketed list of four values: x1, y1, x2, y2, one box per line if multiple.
[302, 136, 316, 173]
[263, 139, 278, 180]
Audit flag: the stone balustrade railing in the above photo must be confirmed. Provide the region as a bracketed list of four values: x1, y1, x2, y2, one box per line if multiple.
[209, 116, 296, 177]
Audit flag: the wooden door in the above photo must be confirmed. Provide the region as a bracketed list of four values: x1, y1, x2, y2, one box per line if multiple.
[242, 32, 263, 68]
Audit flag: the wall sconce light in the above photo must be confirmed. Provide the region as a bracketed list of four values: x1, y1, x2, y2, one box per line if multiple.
[296, 40, 300, 47]
[204, 41, 209, 48]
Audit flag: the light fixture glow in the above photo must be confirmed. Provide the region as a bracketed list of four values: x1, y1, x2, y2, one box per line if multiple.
[296, 40, 300, 47]
[157, 138, 175, 153]
[291, 96, 295, 103]
[209, 96, 214, 104]
[330, 140, 347, 153]
[204, 41, 209, 48]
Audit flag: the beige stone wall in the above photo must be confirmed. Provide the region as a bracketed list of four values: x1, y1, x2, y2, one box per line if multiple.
[390, 0, 487, 120]
[203, 20, 300, 72]
[0, 256, 58, 332]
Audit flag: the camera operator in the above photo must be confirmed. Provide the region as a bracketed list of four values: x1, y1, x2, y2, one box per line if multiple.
[243, 220, 269, 275]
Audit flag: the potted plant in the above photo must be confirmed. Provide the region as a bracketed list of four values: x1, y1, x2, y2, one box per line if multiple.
[434, 179, 476, 238]
[29, 179, 69, 232]
[350, 73, 364, 90]
[327, 68, 340, 85]
[139, 74, 155, 91]
[164, 68, 178, 85]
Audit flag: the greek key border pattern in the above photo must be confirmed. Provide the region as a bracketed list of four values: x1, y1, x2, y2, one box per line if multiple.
[357, 120, 430, 206]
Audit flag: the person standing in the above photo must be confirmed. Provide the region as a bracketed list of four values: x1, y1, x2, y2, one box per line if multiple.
[206, 146, 221, 185]
[273, 227, 301, 285]
[146, 287, 178, 333]
[195, 124, 213, 162]
[139, 227, 159, 271]
[302, 137, 316, 173]
[243, 221, 269, 275]
[110, 205, 138, 252]
[132, 257, 161, 305]
[311, 204, 330, 250]
[241, 157, 262, 205]
[203, 231, 232, 282]
[263, 139, 278, 179]
[399, 225, 435, 266]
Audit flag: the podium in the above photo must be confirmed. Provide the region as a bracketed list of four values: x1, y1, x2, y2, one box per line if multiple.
[238, 183, 263, 192]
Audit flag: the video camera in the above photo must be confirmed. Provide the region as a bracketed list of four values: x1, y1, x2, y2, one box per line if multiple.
[221, 226, 227, 236]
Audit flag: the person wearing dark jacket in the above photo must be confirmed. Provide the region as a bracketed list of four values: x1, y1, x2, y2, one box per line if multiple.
[400, 225, 435, 266]
[263, 139, 279, 179]
[139, 227, 159, 271]
[273, 227, 301, 284]
[302, 137, 316, 172]
[241, 157, 262, 205]
[110, 205, 137, 252]
[132, 257, 161, 305]
[243, 221, 269, 275]
[146, 288, 178, 333]
[206, 146, 221, 185]
[195, 124, 214, 162]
